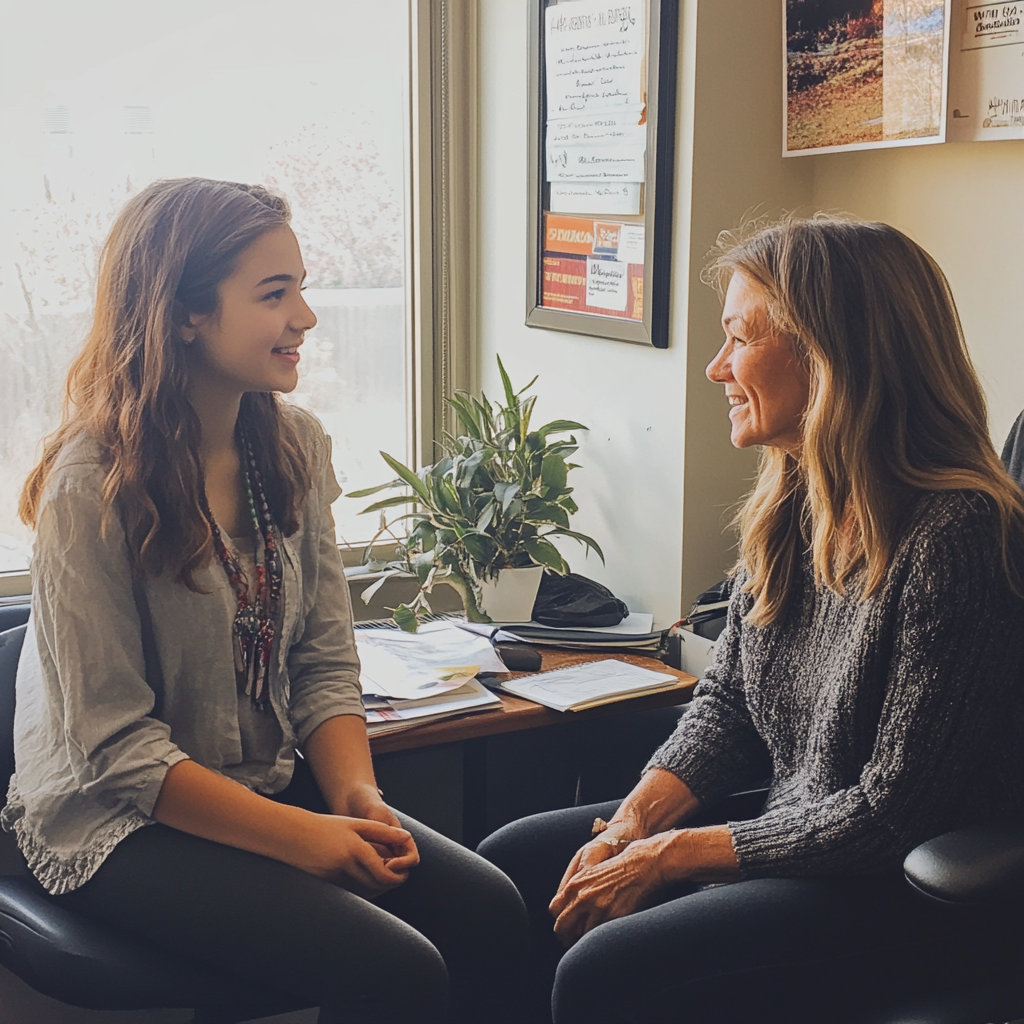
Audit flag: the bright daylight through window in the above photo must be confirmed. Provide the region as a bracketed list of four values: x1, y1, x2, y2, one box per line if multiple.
[0, 0, 410, 572]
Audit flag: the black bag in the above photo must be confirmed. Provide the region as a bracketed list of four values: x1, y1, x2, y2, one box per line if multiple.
[531, 572, 629, 628]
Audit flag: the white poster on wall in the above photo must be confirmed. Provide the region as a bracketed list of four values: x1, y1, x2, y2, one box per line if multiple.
[544, 0, 646, 119]
[585, 258, 629, 311]
[549, 181, 642, 215]
[948, 0, 1024, 140]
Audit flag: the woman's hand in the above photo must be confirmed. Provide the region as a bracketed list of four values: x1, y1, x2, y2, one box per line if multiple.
[550, 832, 677, 947]
[550, 825, 742, 947]
[295, 812, 418, 898]
[556, 821, 643, 895]
[337, 781, 420, 878]
[554, 768, 701, 901]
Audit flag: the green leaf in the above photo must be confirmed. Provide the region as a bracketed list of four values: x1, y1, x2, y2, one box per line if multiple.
[462, 532, 497, 565]
[559, 495, 579, 515]
[347, 478, 404, 499]
[356, 493, 413, 514]
[536, 419, 587, 438]
[392, 603, 420, 633]
[455, 449, 487, 489]
[448, 394, 483, 439]
[497, 355, 518, 411]
[516, 374, 540, 398]
[429, 456, 454, 479]
[380, 451, 429, 502]
[408, 520, 437, 552]
[524, 536, 569, 574]
[546, 528, 605, 564]
[476, 499, 497, 533]
[541, 453, 568, 491]
[493, 481, 520, 512]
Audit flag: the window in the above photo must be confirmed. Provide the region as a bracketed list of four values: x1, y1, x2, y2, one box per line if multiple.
[0, 0, 420, 580]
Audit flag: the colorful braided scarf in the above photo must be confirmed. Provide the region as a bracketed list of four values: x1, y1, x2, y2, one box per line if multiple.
[200, 431, 282, 711]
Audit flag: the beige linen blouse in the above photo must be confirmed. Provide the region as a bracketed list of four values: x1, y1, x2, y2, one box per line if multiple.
[1, 406, 364, 895]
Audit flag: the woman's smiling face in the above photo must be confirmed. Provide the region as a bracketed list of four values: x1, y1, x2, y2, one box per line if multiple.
[706, 271, 810, 454]
[181, 224, 316, 396]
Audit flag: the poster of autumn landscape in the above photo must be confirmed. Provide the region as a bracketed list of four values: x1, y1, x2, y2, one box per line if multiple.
[785, 0, 949, 154]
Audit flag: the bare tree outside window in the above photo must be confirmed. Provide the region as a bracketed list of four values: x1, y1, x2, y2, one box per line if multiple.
[0, 0, 410, 571]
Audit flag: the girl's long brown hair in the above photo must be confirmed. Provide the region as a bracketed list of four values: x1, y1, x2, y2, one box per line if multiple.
[705, 215, 1024, 625]
[20, 178, 311, 590]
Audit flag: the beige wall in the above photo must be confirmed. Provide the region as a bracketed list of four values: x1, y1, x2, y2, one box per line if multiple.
[809, 142, 1024, 444]
[475, 0, 1024, 627]
[477, 0, 809, 625]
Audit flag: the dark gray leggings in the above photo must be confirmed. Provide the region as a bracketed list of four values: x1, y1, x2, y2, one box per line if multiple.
[54, 762, 529, 1024]
[478, 797, 1023, 1024]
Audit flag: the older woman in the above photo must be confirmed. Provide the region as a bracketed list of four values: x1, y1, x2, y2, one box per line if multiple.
[479, 217, 1024, 1024]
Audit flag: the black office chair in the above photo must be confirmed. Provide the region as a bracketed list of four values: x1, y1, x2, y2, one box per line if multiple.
[0, 624, 309, 1023]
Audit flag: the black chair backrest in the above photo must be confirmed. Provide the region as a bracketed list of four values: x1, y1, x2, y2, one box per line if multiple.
[0, 626, 27, 795]
[0, 604, 30, 634]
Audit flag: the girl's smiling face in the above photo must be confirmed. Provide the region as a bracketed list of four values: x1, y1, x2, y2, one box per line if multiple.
[181, 225, 316, 396]
[706, 271, 810, 454]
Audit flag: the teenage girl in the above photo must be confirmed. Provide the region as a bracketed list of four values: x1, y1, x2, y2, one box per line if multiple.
[5, 177, 527, 1024]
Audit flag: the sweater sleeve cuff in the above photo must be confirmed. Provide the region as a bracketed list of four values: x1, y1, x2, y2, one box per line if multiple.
[645, 742, 759, 809]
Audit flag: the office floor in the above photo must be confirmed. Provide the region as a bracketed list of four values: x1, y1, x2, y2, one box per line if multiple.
[0, 970, 317, 1024]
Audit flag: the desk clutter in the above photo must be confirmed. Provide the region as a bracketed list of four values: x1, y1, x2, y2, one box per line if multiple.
[355, 615, 669, 737]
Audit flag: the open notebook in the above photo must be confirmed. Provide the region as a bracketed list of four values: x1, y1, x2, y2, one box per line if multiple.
[497, 659, 678, 712]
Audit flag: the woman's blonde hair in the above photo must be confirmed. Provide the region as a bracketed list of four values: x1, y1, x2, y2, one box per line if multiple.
[705, 215, 1024, 626]
[20, 177, 311, 590]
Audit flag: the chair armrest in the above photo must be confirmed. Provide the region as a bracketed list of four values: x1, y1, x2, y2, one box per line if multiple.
[904, 824, 1024, 905]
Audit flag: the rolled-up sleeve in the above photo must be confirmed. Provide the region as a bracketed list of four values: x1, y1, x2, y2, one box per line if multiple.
[31, 469, 189, 818]
[287, 433, 365, 747]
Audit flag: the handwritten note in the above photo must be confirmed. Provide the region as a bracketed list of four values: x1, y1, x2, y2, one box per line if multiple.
[546, 108, 647, 181]
[948, 0, 1024, 141]
[545, 0, 646, 119]
[547, 108, 646, 147]
[586, 257, 629, 311]
[549, 181, 641, 215]
[615, 223, 645, 263]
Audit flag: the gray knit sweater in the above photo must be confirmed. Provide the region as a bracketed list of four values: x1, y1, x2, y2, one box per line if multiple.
[648, 490, 1024, 879]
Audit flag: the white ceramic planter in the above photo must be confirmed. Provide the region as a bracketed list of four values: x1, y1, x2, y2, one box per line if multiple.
[474, 565, 544, 623]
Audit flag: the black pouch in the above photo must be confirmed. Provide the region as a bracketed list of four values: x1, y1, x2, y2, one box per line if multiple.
[531, 572, 629, 628]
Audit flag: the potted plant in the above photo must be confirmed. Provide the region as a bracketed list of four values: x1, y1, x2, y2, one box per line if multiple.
[349, 357, 603, 630]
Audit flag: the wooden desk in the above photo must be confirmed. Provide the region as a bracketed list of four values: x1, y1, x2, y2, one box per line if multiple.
[369, 650, 697, 846]
[369, 649, 697, 755]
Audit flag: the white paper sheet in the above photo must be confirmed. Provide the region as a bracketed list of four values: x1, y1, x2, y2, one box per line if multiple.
[586, 257, 629, 310]
[546, 109, 647, 182]
[948, 0, 1024, 141]
[365, 678, 501, 723]
[549, 181, 641, 215]
[615, 224, 645, 263]
[545, 0, 646, 119]
[500, 660, 675, 713]
[356, 624, 507, 700]
[547, 143, 647, 182]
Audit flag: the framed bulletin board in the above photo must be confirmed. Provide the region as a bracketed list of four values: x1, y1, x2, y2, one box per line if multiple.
[526, 0, 679, 349]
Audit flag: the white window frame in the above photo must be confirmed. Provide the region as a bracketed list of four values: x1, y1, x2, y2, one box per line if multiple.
[0, 0, 477, 598]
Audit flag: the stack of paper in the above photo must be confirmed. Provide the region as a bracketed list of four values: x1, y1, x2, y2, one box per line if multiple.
[356, 621, 504, 736]
[498, 659, 678, 713]
[459, 613, 662, 652]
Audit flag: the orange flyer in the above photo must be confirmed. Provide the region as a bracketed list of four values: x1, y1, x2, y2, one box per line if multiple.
[544, 214, 595, 256]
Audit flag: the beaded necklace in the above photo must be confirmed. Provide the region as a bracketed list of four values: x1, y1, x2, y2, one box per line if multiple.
[200, 431, 282, 711]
